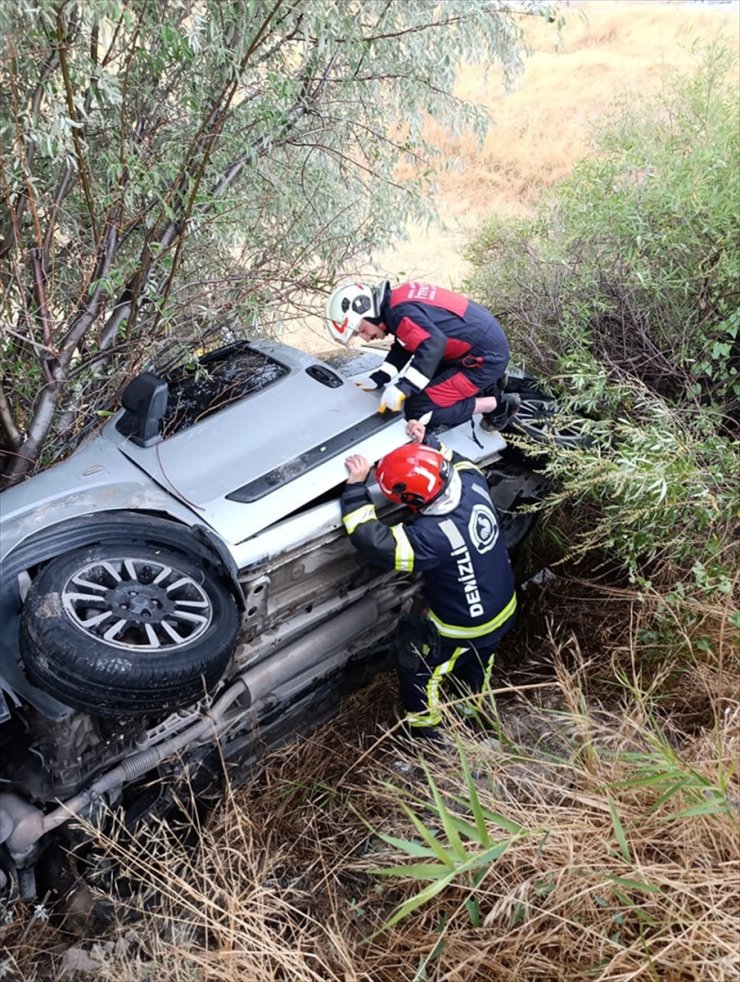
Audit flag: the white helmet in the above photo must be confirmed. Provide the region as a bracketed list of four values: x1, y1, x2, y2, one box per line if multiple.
[325, 280, 388, 345]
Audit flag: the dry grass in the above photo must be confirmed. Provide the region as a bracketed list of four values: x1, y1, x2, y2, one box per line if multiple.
[4, 577, 737, 981]
[5, 568, 738, 980]
[6, 641, 737, 981]
[355, 700, 740, 980]
[444, 1, 740, 215]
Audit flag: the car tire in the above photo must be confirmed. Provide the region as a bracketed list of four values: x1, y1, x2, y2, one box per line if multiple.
[19, 543, 241, 716]
[505, 376, 592, 449]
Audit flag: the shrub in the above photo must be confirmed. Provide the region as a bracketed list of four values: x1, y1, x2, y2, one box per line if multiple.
[467, 42, 739, 412]
[465, 42, 739, 599]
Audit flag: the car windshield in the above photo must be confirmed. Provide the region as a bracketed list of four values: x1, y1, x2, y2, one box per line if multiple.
[161, 344, 288, 438]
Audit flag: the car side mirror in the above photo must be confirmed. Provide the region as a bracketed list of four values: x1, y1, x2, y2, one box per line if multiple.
[117, 372, 168, 447]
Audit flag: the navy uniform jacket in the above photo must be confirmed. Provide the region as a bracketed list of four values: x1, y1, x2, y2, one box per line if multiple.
[369, 282, 509, 398]
[341, 449, 516, 648]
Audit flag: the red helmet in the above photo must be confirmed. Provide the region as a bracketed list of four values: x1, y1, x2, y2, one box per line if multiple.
[375, 444, 450, 510]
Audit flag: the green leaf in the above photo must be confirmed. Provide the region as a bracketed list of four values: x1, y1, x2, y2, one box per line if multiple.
[458, 748, 492, 848]
[465, 896, 481, 927]
[605, 875, 663, 895]
[476, 807, 528, 835]
[375, 833, 439, 860]
[370, 874, 456, 936]
[608, 797, 632, 864]
[421, 762, 469, 863]
[397, 802, 457, 869]
[371, 863, 453, 881]
[665, 797, 732, 820]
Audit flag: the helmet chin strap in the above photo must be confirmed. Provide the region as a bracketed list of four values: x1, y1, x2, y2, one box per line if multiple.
[420, 468, 462, 516]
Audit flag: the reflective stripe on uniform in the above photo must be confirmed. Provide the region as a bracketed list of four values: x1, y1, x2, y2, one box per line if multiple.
[404, 364, 430, 391]
[428, 591, 517, 639]
[454, 459, 483, 475]
[404, 645, 468, 728]
[377, 361, 399, 382]
[482, 650, 496, 692]
[343, 503, 377, 535]
[390, 523, 415, 572]
[438, 517, 465, 550]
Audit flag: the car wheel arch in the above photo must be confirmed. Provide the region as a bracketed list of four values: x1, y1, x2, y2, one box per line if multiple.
[5, 510, 242, 601]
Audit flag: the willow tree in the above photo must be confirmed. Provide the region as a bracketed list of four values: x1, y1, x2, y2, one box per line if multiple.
[0, 0, 553, 484]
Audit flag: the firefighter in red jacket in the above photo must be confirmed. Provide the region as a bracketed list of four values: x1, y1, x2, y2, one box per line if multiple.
[342, 420, 517, 739]
[327, 279, 519, 431]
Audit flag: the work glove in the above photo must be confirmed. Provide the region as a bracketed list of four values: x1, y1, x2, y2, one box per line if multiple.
[378, 383, 406, 414]
[352, 374, 380, 392]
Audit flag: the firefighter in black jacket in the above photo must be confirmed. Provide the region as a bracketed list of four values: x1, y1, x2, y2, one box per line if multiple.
[342, 420, 517, 738]
[326, 279, 520, 431]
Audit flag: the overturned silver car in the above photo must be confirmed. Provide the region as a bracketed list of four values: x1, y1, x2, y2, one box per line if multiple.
[0, 338, 556, 899]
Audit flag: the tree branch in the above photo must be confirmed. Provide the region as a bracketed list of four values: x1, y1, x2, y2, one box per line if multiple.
[99, 0, 293, 350]
[56, 5, 99, 243]
[0, 35, 59, 263]
[28, 246, 53, 351]
[58, 215, 120, 358]
[0, 381, 22, 450]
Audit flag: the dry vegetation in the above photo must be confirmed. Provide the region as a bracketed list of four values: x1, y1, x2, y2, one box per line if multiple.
[5, 571, 738, 981]
[3, 4, 739, 980]
[5, 601, 738, 980]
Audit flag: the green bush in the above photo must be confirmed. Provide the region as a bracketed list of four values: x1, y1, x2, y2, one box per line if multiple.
[468, 42, 738, 409]
[465, 43, 739, 595]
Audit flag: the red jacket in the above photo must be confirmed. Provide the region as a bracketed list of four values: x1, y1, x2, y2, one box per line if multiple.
[370, 282, 509, 396]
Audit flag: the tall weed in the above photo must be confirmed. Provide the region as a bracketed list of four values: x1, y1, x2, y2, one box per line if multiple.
[361, 665, 740, 981]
